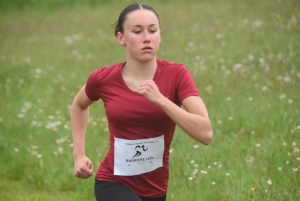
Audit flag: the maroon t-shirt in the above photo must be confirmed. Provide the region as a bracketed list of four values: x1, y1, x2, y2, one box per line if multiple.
[85, 59, 199, 198]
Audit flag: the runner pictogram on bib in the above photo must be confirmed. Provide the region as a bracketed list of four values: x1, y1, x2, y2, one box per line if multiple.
[114, 135, 164, 176]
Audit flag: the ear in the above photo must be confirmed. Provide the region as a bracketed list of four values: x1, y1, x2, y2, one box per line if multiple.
[159, 30, 162, 43]
[116, 32, 125, 46]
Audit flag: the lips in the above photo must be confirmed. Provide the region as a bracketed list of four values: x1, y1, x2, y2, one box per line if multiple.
[142, 46, 152, 50]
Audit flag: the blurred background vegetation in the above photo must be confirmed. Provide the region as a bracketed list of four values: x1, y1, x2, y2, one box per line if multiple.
[0, 0, 299, 200]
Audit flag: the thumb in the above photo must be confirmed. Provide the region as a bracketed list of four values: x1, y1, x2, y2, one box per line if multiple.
[86, 160, 93, 170]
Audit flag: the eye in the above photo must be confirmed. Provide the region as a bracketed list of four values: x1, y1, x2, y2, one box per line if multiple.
[150, 30, 157, 34]
[133, 30, 141, 34]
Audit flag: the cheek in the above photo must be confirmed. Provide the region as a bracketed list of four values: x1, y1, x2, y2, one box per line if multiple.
[152, 34, 161, 42]
[126, 36, 139, 46]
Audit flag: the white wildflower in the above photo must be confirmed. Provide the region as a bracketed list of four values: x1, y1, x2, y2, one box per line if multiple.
[58, 147, 64, 154]
[246, 156, 255, 163]
[252, 20, 263, 28]
[248, 54, 254, 61]
[233, 63, 242, 71]
[193, 144, 199, 149]
[48, 115, 55, 120]
[259, 58, 264, 63]
[18, 114, 25, 118]
[279, 94, 286, 99]
[282, 76, 291, 82]
[262, 86, 268, 91]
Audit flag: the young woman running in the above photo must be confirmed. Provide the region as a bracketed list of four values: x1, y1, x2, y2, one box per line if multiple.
[71, 3, 213, 201]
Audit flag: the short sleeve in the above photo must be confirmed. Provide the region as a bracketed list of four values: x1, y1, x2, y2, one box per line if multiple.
[85, 70, 100, 101]
[176, 64, 199, 103]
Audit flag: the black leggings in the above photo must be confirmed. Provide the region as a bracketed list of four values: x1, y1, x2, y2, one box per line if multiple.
[94, 180, 167, 201]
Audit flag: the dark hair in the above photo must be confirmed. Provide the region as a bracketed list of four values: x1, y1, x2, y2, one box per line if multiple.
[113, 3, 160, 36]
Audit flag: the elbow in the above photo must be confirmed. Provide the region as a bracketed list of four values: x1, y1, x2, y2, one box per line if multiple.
[201, 130, 213, 145]
[186, 119, 213, 145]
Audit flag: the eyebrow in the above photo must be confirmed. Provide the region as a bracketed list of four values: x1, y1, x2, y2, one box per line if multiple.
[131, 24, 157, 28]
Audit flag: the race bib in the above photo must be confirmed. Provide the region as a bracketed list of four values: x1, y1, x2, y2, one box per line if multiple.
[114, 135, 164, 176]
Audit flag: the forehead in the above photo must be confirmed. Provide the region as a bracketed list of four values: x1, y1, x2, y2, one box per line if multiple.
[124, 9, 159, 27]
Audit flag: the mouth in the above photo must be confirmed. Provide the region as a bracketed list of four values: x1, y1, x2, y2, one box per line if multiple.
[142, 46, 152, 50]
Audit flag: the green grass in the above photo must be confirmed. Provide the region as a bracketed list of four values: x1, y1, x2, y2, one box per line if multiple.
[1, 0, 300, 200]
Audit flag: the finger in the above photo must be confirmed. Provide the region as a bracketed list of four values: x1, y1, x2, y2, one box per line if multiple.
[75, 171, 87, 179]
[138, 89, 146, 96]
[87, 161, 93, 169]
[140, 83, 146, 88]
[75, 165, 92, 177]
[140, 80, 151, 86]
[75, 170, 92, 179]
[87, 163, 94, 176]
[80, 166, 93, 176]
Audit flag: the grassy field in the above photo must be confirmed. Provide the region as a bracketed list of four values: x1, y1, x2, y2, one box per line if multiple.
[0, 0, 299, 200]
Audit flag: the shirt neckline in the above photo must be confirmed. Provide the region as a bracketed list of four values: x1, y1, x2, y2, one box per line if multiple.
[118, 59, 161, 95]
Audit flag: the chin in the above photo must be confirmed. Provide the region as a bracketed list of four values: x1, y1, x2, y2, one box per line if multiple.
[136, 55, 156, 63]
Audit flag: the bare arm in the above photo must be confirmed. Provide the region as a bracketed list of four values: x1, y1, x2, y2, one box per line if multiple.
[166, 96, 213, 144]
[71, 84, 94, 178]
[139, 80, 213, 145]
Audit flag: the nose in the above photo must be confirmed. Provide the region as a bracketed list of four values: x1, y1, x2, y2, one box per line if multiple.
[143, 31, 151, 43]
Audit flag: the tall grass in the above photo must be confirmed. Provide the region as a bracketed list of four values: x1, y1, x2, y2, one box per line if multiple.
[0, 0, 299, 200]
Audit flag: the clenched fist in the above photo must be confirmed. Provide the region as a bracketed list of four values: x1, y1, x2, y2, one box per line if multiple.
[74, 155, 93, 179]
[139, 80, 164, 105]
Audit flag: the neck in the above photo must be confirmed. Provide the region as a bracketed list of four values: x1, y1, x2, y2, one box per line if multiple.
[123, 57, 157, 80]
